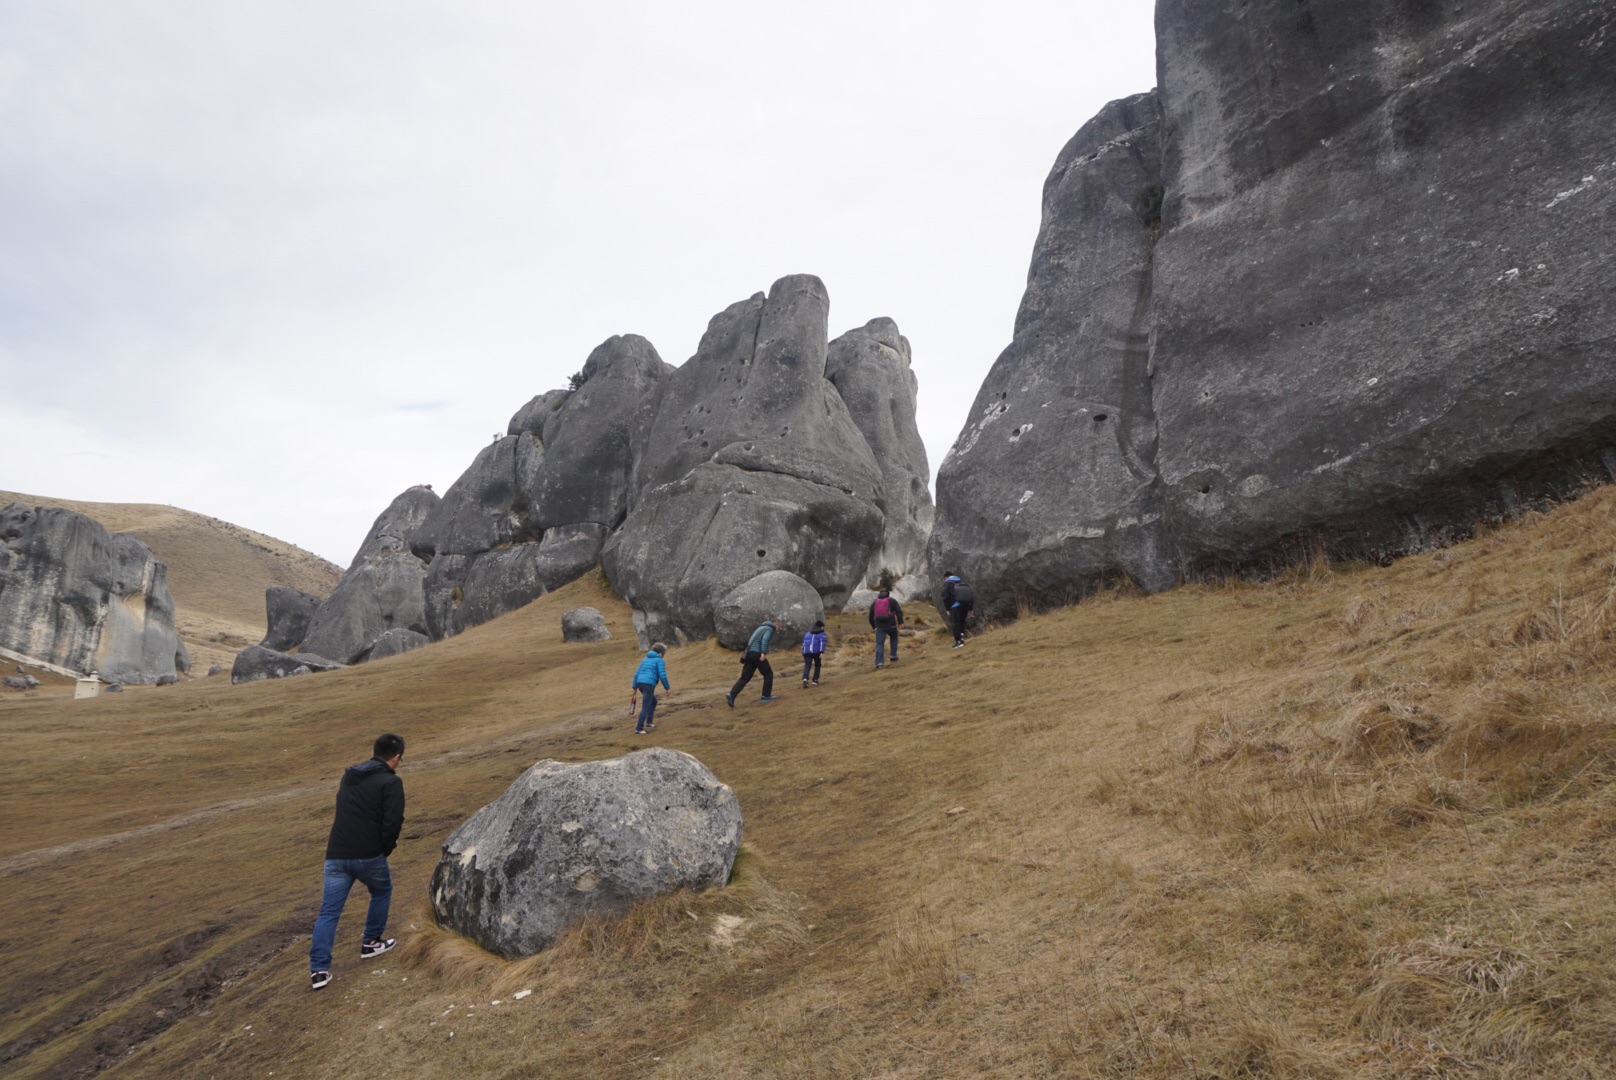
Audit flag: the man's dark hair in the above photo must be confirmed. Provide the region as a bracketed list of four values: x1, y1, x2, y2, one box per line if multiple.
[374, 733, 405, 760]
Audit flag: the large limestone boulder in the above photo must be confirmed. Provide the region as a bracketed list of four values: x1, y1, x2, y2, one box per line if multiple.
[298, 540, 430, 664]
[933, 0, 1616, 619]
[230, 644, 345, 683]
[930, 92, 1169, 620]
[260, 585, 322, 651]
[365, 627, 429, 660]
[352, 484, 441, 564]
[0, 502, 186, 684]
[419, 435, 546, 559]
[603, 275, 888, 642]
[712, 570, 823, 652]
[826, 318, 934, 588]
[430, 748, 742, 957]
[561, 607, 610, 643]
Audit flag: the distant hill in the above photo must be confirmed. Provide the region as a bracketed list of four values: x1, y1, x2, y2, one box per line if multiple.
[0, 490, 341, 675]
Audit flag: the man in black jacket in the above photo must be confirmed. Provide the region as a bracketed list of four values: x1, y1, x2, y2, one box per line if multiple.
[308, 733, 405, 990]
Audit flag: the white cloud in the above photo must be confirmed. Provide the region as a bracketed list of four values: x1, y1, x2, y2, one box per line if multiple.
[0, 0, 1156, 565]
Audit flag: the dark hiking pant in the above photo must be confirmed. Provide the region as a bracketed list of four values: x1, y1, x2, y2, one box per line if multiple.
[950, 606, 971, 644]
[802, 653, 821, 682]
[634, 683, 658, 732]
[731, 652, 773, 699]
[874, 625, 898, 666]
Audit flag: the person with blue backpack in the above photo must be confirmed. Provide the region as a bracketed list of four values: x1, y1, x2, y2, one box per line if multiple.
[940, 572, 975, 648]
[868, 589, 904, 668]
[631, 643, 670, 734]
[801, 619, 827, 687]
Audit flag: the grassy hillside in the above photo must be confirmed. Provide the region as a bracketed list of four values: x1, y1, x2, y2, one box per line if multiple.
[6, 488, 1616, 1077]
[0, 490, 342, 675]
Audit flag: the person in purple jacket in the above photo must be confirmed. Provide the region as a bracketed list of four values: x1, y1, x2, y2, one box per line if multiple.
[801, 620, 827, 687]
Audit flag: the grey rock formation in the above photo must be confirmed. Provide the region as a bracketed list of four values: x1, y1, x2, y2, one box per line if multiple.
[104, 682, 123, 693]
[712, 570, 824, 652]
[930, 92, 1169, 619]
[155, 674, 178, 686]
[365, 627, 430, 660]
[561, 607, 611, 643]
[0, 502, 186, 684]
[420, 435, 546, 559]
[826, 318, 934, 588]
[430, 748, 742, 958]
[933, 0, 1616, 620]
[3, 675, 30, 690]
[260, 585, 323, 651]
[207, 663, 224, 676]
[353, 485, 441, 564]
[230, 644, 345, 683]
[298, 540, 430, 664]
[604, 275, 888, 643]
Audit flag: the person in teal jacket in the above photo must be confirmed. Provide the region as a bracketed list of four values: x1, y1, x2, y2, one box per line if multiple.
[727, 620, 778, 706]
[632, 643, 670, 735]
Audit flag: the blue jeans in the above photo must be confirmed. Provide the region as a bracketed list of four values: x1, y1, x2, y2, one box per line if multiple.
[309, 855, 391, 971]
[635, 683, 658, 731]
[875, 625, 898, 666]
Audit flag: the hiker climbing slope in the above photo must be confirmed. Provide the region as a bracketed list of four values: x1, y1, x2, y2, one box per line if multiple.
[941, 572, 975, 648]
[727, 619, 779, 706]
[868, 589, 904, 669]
[802, 620, 827, 687]
[632, 643, 670, 735]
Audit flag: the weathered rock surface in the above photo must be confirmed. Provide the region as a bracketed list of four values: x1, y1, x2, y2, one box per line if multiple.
[230, 644, 345, 683]
[365, 627, 430, 660]
[933, 0, 1616, 620]
[353, 485, 441, 564]
[207, 663, 224, 676]
[604, 275, 888, 643]
[260, 585, 323, 651]
[430, 747, 742, 957]
[0, 502, 187, 683]
[298, 541, 430, 664]
[561, 607, 611, 642]
[712, 570, 824, 651]
[826, 318, 934, 588]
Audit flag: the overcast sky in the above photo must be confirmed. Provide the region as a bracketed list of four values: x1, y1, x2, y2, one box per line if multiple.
[1, 1, 1157, 567]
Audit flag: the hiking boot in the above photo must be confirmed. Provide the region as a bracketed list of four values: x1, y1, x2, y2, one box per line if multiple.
[802, 678, 810, 688]
[760, 696, 777, 703]
[311, 970, 331, 990]
[725, 692, 735, 708]
[889, 655, 899, 664]
[952, 641, 965, 649]
[811, 680, 819, 686]
[360, 937, 395, 959]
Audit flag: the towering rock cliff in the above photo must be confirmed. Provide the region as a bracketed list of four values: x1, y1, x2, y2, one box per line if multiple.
[246, 274, 930, 669]
[0, 502, 189, 683]
[932, 0, 1616, 621]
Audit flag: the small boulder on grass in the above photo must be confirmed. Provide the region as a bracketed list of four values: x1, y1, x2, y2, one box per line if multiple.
[561, 606, 611, 642]
[430, 747, 742, 957]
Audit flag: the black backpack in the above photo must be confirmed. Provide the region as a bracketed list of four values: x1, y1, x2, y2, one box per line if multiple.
[952, 581, 975, 606]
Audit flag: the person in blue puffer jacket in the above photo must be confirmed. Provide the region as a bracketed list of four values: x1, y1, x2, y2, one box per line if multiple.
[632, 643, 670, 735]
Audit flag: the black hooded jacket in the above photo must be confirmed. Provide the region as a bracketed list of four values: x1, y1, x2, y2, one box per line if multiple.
[324, 757, 405, 860]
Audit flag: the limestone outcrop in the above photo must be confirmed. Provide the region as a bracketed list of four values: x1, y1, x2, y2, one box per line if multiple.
[260, 585, 322, 651]
[932, 0, 1616, 621]
[430, 748, 742, 957]
[231, 645, 345, 683]
[0, 502, 188, 684]
[241, 277, 932, 667]
[603, 275, 888, 644]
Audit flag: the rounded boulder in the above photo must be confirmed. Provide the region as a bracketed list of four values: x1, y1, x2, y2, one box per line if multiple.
[713, 570, 824, 651]
[430, 747, 742, 957]
[560, 606, 611, 643]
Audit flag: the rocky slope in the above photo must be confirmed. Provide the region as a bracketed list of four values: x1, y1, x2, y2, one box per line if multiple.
[931, 0, 1616, 620]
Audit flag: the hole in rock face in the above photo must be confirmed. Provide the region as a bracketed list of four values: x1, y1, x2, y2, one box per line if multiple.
[1200, 485, 1212, 495]
[1093, 413, 1108, 422]
[701, 441, 709, 448]
[757, 549, 766, 558]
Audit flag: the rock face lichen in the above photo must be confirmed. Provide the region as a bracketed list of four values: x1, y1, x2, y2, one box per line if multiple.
[931, 0, 1616, 621]
[430, 748, 742, 957]
[0, 502, 189, 684]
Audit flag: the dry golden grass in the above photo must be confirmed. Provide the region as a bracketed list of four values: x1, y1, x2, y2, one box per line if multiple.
[0, 489, 342, 675]
[8, 488, 1616, 1076]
